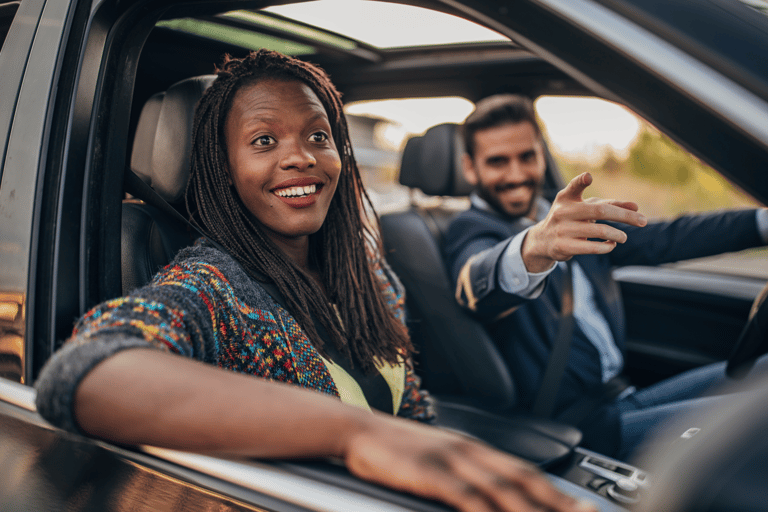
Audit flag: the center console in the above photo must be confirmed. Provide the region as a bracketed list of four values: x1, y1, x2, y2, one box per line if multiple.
[433, 399, 650, 508]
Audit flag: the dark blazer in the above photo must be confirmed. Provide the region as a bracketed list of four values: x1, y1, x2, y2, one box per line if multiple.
[444, 205, 762, 452]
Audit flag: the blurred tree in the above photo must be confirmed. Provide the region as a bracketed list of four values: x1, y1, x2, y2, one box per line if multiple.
[547, 125, 756, 219]
[628, 128, 693, 185]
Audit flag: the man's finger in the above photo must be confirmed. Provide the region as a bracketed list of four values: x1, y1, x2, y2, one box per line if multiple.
[571, 202, 647, 227]
[585, 197, 640, 213]
[559, 172, 592, 201]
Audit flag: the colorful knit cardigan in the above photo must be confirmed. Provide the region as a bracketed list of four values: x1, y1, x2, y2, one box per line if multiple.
[35, 240, 435, 434]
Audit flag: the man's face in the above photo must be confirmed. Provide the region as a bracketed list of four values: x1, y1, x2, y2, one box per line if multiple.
[463, 121, 546, 219]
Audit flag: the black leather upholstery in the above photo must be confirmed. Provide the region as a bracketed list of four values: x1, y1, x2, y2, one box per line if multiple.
[382, 123, 518, 408]
[397, 124, 474, 197]
[121, 76, 215, 294]
[382, 122, 581, 463]
[131, 75, 216, 203]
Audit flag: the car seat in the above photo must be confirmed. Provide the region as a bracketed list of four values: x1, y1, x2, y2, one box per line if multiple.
[380, 124, 518, 409]
[380, 122, 564, 411]
[121, 75, 215, 294]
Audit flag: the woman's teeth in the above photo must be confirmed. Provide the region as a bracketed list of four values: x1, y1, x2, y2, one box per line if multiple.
[275, 184, 317, 197]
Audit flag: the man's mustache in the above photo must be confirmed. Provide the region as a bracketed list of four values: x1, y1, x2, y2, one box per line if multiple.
[494, 180, 537, 193]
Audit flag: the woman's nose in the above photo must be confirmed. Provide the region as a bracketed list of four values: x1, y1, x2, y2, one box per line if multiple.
[279, 140, 316, 170]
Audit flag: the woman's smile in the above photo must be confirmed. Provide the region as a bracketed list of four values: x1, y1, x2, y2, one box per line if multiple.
[271, 177, 325, 207]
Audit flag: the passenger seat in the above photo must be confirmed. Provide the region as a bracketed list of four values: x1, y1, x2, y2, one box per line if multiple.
[121, 76, 215, 294]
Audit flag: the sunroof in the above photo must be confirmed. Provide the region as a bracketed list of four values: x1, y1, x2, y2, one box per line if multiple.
[157, 18, 317, 55]
[264, 0, 509, 49]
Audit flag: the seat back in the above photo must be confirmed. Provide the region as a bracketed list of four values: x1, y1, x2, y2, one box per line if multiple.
[121, 75, 215, 294]
[380, 123, 517, 409]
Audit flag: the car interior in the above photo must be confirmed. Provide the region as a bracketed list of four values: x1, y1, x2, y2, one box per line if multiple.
[8, 0, 768, 508]
[107, 0, 660, 500]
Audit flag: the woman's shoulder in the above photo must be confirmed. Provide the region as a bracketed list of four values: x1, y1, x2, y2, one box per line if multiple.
[163, 239, 277, 311]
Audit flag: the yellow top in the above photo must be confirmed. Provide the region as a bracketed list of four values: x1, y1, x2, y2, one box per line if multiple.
[319, 355, 405, 414]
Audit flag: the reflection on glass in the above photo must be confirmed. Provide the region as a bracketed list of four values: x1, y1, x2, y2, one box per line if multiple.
[0, 293, 23, 383]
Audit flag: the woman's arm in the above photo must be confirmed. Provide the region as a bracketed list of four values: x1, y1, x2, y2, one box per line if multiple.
[75, 348, 593, 512]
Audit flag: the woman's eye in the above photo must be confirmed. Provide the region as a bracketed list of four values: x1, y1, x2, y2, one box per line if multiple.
[309, 132, 328, 143]
[253, 135, 275, 146]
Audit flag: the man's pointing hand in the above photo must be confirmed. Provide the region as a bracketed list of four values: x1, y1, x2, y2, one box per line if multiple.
[521, 172, 647, 273]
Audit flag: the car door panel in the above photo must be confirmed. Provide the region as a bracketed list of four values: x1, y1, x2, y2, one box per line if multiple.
[615, 265, 764, 386]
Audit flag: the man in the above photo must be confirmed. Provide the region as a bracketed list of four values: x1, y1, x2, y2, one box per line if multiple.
[444, 94, 768, 459]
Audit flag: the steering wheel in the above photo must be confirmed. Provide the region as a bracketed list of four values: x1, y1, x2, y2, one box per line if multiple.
[726, 280, 768, 379]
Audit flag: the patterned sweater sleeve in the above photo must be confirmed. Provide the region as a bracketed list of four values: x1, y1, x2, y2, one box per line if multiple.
[374, 256, 436, 423]
[34, 246, 242, 433]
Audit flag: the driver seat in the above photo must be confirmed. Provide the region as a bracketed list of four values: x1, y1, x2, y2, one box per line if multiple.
[380, 124, 518, 409]
[380, 122, 565, 410]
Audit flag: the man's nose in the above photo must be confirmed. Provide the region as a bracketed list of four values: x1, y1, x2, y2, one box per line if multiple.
[280, 139, 317, 170]
[507, 158, 525, 180]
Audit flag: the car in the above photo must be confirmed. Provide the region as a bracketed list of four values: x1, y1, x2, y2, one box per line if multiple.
[1, 0, 767, 510]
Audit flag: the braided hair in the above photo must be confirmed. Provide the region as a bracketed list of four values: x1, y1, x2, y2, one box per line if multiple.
[186, 50, 413, 371]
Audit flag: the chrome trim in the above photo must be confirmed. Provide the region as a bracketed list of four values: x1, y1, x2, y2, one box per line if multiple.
[613, 266, 765, 301]
[0, 377, 37, 412]
[141, 446, 413, 512]
[533, 0, 768, 147]
[575, 447, 649, 488]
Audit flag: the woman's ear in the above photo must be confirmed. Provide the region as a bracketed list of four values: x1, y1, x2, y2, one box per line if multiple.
[462, 154, 478, 186]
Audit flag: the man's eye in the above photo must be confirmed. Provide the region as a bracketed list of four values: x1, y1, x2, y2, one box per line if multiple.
[310, 132, 328, 143]
[253, 135, 275, 146]
[487, 157, 507, 166]
[521, 151, 537, 163]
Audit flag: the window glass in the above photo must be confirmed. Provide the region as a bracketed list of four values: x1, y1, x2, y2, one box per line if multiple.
[740, 0, 768, 17]
[344, 97, 474, 213]
[535, 96, 768, 279]
[265, 0, 509, 49]
[156, 18, 317, 56]
[346, 94, 767, 278]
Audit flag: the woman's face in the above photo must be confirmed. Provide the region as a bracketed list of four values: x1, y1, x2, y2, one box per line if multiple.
[224, 78, 342, 248]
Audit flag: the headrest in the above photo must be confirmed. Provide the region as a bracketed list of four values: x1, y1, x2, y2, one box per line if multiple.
[398, 123, 474, 197]
[130, 75, 216, 203]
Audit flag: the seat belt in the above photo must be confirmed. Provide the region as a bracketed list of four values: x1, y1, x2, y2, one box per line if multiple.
[531, 261, 574, 418]
[124, 168, 395, 413]
[528, 258, 630, 424]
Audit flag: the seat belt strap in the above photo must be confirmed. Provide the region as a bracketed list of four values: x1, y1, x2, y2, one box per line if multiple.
[532, 261, 574, 418]
[557, 375, 631, 425]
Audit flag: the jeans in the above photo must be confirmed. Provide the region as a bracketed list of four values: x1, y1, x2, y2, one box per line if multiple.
[615, 356, 768, 461]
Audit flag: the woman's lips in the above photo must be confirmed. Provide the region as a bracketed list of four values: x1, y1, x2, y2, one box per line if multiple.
[272, 179, 324, 208]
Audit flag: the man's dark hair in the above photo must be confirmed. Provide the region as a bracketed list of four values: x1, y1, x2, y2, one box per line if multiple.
[186, 49, 412, 370]
[462, 94, 540, 159]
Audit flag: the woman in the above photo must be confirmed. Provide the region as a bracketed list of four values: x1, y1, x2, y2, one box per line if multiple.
[34, 50, 592, 512]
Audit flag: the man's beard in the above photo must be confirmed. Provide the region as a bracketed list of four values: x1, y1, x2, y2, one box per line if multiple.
[477, 179, 540, 220]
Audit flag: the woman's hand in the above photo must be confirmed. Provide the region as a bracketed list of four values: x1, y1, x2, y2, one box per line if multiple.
[344, 412, 596, 512]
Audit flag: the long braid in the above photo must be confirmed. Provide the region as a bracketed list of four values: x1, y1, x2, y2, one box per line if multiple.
[186, 50, 413, 371]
